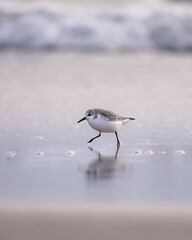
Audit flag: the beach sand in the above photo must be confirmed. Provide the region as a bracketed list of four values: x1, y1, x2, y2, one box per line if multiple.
[0, 205, 192, 240]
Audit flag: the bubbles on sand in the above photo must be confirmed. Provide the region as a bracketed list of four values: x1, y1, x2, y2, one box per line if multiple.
[175, 150, 185, 155]
[184, 132, 192, 139]
[6, 151, 16, 157]
[133, 150, 142, 155]
[36, 151, 45, 157]
[66, 151, 76, 156]
[34, 136, 44, 140]
[158, 150, 166, 155]
[145, 150, 154, 155]
[133, 149, 155, 156]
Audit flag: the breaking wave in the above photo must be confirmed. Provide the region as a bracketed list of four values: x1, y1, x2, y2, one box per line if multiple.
[0, 2, 192, 51]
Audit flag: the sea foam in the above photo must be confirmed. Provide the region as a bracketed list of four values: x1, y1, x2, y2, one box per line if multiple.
[0, 2, 192, 51]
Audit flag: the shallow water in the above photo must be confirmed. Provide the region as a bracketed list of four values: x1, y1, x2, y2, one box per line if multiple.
[0, 51, 192, 206]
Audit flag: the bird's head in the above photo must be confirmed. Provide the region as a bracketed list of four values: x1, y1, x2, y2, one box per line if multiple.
[77, 109, 95, 123]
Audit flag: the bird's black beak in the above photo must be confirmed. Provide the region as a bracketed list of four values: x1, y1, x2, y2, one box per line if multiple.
[77, 117, 86, 123]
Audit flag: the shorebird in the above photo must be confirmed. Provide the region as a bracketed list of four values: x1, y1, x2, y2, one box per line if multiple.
[77, 108, 135, 145]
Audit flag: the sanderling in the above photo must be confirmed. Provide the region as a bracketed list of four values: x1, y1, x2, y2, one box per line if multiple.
[77, 108, 135, 145]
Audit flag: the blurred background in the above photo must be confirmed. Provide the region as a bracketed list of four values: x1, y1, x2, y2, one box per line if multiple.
[0, 0, 192, 51]
[0, 0, 192, 239]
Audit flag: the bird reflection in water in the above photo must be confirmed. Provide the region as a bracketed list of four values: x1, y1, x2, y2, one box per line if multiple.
[85, 145, 126, 179]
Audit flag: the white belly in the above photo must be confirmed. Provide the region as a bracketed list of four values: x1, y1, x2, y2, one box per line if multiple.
[87, 118, 123, 133]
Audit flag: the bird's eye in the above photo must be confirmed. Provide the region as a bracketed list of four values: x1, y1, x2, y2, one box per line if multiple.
[88, 113, 92, 116]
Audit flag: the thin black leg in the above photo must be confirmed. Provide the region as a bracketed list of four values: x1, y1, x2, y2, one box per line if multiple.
[88, 132, 101, 143]
[115, 132, 120, 146]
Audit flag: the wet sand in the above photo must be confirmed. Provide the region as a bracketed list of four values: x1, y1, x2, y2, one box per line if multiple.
[0, 51, 192, 239]
[1, 50, 192, 204]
